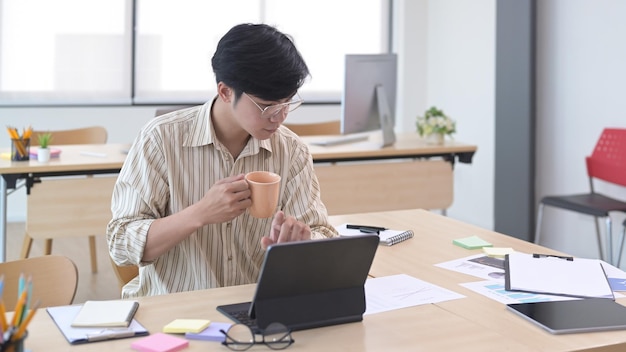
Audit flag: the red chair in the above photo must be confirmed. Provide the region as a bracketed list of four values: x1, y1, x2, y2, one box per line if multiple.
[534, 128, 626, 266]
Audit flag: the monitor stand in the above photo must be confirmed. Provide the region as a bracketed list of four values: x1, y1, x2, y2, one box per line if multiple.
[376, 85, 396, 148]
[310, 85, 396, 148]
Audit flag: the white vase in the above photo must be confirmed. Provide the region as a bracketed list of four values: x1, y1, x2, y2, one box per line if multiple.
[37, 148, 51, 162]
[426, 133, 445, 145]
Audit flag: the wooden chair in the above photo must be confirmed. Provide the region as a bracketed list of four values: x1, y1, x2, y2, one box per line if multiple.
[155, 106, 194, 117]
[31, 126, 107, 145]
[283, 120, 341, 136]
[20, 126, 110, 273]
[0, 255, 78, 308]
[110, 259, 139, 289]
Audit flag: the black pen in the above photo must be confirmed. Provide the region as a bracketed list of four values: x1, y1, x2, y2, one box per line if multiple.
[346, 224, 388, 234]
[532, 253, 574, 261]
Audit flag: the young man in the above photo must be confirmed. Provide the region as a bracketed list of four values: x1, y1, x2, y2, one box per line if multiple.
[107, 23, 337, 298]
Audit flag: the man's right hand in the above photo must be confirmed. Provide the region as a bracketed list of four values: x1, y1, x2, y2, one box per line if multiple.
[196, 174, 252, 224]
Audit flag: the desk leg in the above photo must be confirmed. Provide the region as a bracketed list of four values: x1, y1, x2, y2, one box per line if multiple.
[0, 176, 6, 262]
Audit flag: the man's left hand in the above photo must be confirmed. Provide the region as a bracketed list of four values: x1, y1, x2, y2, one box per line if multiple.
[262, 211, 311, 249]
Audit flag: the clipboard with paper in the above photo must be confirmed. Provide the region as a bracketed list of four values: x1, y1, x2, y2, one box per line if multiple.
[504, 252, 614, 299]
[47, 305, 149, 344]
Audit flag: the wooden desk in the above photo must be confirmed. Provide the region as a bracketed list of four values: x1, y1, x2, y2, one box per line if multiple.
[301, 133, 476, 215]
[22, 279, 529, 351]
[0, 136, 476, 262]
[18, 209, 626, 351]
[330, 209, 626, 352]
[0, 144, 128, 262]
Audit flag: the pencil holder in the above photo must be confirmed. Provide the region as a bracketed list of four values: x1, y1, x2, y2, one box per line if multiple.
[10, 138, 30, 161]
[0, 331, 27, 352]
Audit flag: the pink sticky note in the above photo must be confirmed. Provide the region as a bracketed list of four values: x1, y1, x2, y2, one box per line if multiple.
[131, 333, 189, 352]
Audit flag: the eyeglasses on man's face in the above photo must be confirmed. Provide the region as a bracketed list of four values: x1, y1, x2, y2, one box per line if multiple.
[243, 92, 303, 120]
[220, 322, 294, 351]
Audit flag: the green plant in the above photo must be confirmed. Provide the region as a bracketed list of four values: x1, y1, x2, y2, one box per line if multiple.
[416, 106, 456, 137]
[38, 132, 53, 149]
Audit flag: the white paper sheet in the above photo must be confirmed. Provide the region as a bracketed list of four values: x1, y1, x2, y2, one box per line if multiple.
[364, 274, 465, 315]
[506, 252, 613, 299]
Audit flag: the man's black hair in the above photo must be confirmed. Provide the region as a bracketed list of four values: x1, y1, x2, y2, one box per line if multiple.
[212, 23, 310, 102]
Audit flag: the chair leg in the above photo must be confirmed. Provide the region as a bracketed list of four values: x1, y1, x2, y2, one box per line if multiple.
[20, 234, 33, 259]
[534, 204, 545, 244]
[89, 235, 98, 273]
[617, 226, 625, 268]
[44, 239, 53, 255]
[594, 217, 605, 262]
[605, 218, 613, 266]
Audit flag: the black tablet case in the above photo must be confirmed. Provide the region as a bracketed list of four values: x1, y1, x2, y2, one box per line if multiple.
[217, 234, 379, 331]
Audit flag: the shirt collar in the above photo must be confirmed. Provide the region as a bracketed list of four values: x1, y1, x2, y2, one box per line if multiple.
[184, 97, 274, 155]
[181, 99, 215, 148]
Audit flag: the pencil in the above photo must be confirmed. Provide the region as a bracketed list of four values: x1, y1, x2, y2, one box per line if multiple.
[25, 276, 32, 312]
[9, 289, 27, 328]
[6, 126, 19, 140]
[12, 300, 40, 341]
[22, 126, 32, 140]
[0, 300, 8, 332]
[17, 274, 24, 299]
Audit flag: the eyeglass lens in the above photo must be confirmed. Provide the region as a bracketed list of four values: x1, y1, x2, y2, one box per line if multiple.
[262, 100, 302, 119]
[222, 322, 293, 351]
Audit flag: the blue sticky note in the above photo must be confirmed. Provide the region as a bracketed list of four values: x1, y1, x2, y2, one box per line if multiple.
[185, 322, 232, 342]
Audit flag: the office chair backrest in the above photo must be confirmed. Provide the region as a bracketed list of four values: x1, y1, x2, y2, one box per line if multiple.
[0, 255, 78, 308]
[32, 126, 107, 145]
[586, 128, 626, 186]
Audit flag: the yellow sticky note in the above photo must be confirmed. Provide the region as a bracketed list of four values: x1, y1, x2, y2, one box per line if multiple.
[483, 247, 514, 258]
[163, 319, 211, 334]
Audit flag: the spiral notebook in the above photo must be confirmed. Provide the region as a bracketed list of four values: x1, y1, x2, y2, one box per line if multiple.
[336, 223, 414, 246]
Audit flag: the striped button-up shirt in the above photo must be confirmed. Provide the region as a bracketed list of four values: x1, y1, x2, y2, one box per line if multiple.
[107, 100, 337, 298]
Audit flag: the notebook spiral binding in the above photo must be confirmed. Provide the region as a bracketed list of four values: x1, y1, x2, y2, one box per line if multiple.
[384, 230, 414, 246]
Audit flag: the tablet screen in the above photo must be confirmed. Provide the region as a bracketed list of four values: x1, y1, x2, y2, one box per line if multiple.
[507, 298, 626, 334]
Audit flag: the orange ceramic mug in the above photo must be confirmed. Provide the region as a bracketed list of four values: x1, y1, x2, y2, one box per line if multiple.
[245, 171, 281, 218]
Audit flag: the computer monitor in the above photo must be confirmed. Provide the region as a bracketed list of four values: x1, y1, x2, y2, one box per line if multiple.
[341, 53, 397, 147]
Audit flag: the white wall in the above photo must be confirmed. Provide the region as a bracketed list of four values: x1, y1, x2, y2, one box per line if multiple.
[425, 0, 495, 230]
[536, 0, 626, 262]
[1, 1, 497, 243]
